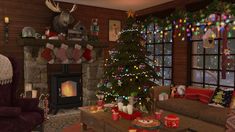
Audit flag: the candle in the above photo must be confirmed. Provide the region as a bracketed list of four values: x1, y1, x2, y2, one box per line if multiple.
[4, 17, 9, 24]
[32, 90, 37, 98]
[25, 83, 32, 91]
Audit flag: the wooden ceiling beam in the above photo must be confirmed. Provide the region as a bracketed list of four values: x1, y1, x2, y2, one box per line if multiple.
[136, 0, 206, 17]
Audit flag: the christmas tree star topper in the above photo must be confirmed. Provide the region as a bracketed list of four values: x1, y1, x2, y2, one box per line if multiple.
[127, 9, 135, 18]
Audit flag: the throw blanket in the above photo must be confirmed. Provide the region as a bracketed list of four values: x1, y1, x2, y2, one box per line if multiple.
[0, 54, 13, 85]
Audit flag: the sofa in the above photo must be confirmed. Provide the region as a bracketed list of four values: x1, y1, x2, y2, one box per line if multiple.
[0, 55, 44, 132]
[151, 86, 229, 132]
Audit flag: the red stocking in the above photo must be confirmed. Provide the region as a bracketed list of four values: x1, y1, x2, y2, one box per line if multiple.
[41, 43, 54, 64]
[82, 44, 93, 62]
[72, 44, 82, 63]
[56, 44, 69, 64]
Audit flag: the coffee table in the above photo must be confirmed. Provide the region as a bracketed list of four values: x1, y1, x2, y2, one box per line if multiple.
[79, 106, 191, 132]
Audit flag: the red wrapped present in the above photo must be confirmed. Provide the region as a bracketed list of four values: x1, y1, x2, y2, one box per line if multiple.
[164, 114, 179, 128]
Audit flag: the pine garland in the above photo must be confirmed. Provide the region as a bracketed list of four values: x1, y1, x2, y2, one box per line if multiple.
[141, 0, 235, 28]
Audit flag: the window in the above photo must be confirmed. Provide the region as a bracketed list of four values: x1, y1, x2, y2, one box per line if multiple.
[141, 23, 173, 86]
[190, 16, 235, 89]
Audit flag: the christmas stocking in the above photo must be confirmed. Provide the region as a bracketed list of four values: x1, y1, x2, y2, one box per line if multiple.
[41, 43, 54, 64]
[82, 44, 94, 63]
[72, 44, 82, 64]
[56, 43, 69, 64]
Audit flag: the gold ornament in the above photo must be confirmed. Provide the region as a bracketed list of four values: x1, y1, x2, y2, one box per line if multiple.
[127, 9, 135, 18]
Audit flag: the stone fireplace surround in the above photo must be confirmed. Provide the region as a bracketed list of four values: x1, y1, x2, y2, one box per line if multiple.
[19, 38, 107, 106]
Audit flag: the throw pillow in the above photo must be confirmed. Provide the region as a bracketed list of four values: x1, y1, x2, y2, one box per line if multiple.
[230, 96, 235, 109]
[230, 91, 235, 109]
[0, 106, 21, 117]
[208, 87, 234, 108]
[170, 85, 185, 98]
[184, 88, 199, 100]
[185, 87, 214, 103]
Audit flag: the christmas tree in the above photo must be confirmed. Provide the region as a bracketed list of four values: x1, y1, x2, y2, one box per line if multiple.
[97, 10, 159, 111]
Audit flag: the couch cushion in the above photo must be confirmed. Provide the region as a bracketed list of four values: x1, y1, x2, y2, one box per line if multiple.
[19, 112, 43, 127]
[199, 106, 228, 126]
[0, 83, 12, 106]
[0, 106, 21, 117]
[156, 98, 208, 118]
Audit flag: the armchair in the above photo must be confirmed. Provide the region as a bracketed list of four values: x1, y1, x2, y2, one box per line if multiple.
[0, 54, 44, 132]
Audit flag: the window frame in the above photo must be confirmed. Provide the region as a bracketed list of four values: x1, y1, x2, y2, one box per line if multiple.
[143, 23, 174, 86]
[190, 35, 235, 88]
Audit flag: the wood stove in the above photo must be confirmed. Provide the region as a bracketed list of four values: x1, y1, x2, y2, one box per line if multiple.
[50, 65, 82, 114]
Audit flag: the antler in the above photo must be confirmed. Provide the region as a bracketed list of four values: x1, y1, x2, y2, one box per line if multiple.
[45, 0, 61, 13]
[69, 4, 77, 13]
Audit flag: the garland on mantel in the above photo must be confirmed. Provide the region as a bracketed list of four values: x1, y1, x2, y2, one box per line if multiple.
[140, 0, 235, 28]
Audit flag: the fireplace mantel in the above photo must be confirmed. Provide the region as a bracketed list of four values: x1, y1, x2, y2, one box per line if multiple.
[17, 37, 108, 48]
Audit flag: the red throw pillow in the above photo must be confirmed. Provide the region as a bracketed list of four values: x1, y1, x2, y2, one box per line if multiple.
[185, 87, 214, 103]
[184, 88, 199, 100]
[198, 90, 214, 103]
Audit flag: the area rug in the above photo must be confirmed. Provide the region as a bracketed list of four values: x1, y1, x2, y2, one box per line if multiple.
[44, 109, 81, 132]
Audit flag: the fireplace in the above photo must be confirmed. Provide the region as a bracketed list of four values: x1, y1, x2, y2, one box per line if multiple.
[50, 65, 82, 114]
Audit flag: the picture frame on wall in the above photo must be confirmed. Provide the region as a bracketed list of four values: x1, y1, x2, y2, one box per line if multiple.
[109, 20, 121, 42]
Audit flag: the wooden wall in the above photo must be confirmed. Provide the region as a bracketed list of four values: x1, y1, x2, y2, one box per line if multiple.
[0, 0, 126, 93]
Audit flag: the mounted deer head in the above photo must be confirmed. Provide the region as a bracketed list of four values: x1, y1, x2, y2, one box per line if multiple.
[45, 0, 77, 33]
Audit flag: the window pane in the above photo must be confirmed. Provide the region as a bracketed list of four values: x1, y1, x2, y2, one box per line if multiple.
[164, 80, 171, 86]
[156, 79, 163, 86]
[220, 56, 234, 70]
[220, 72, 234, 87]
[220, 40, 235, 54]
[164, 44, 172, 54]
[155, 44, 162, 55]
[205, 40, 218, 54]
[204, 85, 217, 89]
[192, 83, 203, 87]
[205, 70, 217, 84]
[155, 32, 162, 43]
[147, 23, 154, 43]
[205, 56, 218, 69]
[158, 68, 163, 77]
[192, 42, 203, 54]
[228, 40, 235, 54]
[164, 56, 172, 67]
[155, 56, 162, 66]
[192, 70, 203, 83]
[146, 45, 154, 60]
[192, 56, 203, 68]
[164, 68, 172, 79]
[164, 31, 172, 42]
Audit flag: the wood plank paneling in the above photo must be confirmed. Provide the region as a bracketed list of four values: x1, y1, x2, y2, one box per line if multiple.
[0, 0, 126, 93]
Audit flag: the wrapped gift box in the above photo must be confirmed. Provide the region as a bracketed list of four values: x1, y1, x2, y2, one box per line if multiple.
[164, 114, 179, 128]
